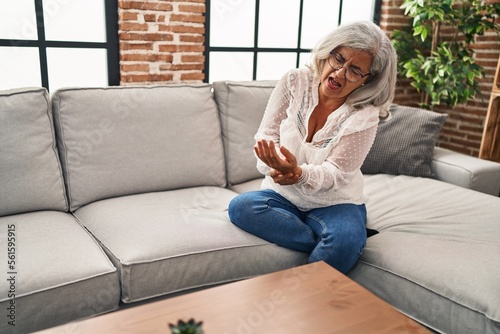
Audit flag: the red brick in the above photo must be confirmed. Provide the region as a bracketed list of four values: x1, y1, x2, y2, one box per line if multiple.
[120, 42, 154, 51]
[160, 63, 204, 71]
[121, 74, 152, 83]
[119, 1, 173, 11]
[181, 55, 205, 63]
[181, 72, 205, 81]
[159, 25, 204, 34]
[144, 14, 157, 22]
[178, 4, 205, 13]
[157, 54, 174, 62]
[119, 22, 149, 31]
[151, 74, 174, 82]
[179, 34, 204, 43]
[121, 73, 174, 83]
[121, 54, 158, 62]
[120, 32, 174, 41]
[120, 11, 138, 21]
[121, 64, 150, 72]
[158, 44, 204, 53]
[170, 14, 205, 23]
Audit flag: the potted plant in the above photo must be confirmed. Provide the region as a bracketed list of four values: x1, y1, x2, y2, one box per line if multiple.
[391, 0, 500, 109]
[168, 318, 204, 334]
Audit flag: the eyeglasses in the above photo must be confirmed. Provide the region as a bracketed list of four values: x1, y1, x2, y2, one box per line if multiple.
[327, 51, 371, 83]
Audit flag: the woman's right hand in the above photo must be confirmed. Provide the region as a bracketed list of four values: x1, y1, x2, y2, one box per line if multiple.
[254, 140, 302, 183]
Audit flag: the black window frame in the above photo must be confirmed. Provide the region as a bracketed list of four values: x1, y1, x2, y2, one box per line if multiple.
[0, 0, 120, 91]
[203, 0, 382, 83]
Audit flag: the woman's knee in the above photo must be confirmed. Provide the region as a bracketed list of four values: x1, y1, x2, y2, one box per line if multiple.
[228, 191, 266, 224]
[228, 193, 250, 223]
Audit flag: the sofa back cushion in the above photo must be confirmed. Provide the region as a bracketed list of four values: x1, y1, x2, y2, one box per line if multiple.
[361, 104, 447, 177]
[52, 85, 226, 211]
[213, 81, 277, 186]
[0, 87, 68, 216]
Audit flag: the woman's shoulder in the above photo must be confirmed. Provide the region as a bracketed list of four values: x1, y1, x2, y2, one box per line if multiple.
[279, 68, 316, 95]
[346, 104, 380, 131]
[281, 67, 314, 84]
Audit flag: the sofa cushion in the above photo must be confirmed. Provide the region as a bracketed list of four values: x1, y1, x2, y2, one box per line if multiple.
[0, 211, 120, 333]
[74, 187, 308, 303]
[361, 104, 447, 177]
[213, 80, 277, 186]
[349, 174, 500, 333]
[0, 87, 68, 216]
[52, 85, 226, 211]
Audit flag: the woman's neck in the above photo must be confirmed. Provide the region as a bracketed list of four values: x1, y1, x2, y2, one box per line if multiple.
[317, 85, 346, 114]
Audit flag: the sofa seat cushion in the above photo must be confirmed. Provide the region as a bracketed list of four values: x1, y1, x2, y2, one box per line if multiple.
[0, 87, 68, 216]
[230, 178, 264, 194]
[0, 211, 120, 333]
[348, 174, 500, 334]
[74, 187, 308, 303]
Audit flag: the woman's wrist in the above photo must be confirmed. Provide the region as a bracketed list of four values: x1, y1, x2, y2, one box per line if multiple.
[295, 166, 305, 184]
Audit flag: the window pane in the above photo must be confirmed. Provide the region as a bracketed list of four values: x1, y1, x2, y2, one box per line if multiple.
[341, 0, 375, 23]
[301, 0, 340, 49]
[299, 52, 312, 69]
[256, 53, 296, 80]
[258, 0, 300, 48]
[210, 0, 256, 47]
[0, 47, 41, 90]
[209, 52, 253, 82]
[47, 48, 108, 91]
[0, 1, 37, 40]
[43, 0, 106, 42]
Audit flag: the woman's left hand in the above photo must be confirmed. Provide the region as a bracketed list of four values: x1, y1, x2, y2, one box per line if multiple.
[269, 169, 300, 185]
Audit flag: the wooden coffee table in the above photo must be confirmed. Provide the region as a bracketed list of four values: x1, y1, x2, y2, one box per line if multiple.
[37, 261, 430, 333]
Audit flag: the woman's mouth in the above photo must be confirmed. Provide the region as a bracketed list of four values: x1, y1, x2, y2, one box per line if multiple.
[327, 77, 341, 90]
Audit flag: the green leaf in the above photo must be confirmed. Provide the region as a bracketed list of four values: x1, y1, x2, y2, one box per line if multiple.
[413, 25, 423, 36]
[421, 28, 428, 41]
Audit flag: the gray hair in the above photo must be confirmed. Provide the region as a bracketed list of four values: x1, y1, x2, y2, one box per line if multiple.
[309, 21, 397, 116]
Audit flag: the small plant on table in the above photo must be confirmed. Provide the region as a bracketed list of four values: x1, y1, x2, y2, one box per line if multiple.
[168, 318, 204, 334]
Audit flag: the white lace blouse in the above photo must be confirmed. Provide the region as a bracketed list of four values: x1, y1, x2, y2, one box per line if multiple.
[255, 68, 380, 210]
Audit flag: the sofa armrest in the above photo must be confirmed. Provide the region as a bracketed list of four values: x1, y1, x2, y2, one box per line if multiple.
[431, 147, 500, 196]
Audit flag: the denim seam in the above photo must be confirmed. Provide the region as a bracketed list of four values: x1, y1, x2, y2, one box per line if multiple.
[307, 214, 328, 239]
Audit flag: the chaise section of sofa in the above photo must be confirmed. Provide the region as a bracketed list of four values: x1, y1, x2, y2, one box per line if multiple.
[213, 80, 500, 334]
[349, 174, 500, 334]
[51, 84, 308, 304]
[0, 88, 120, 333]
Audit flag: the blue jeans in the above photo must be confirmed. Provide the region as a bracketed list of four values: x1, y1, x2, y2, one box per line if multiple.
[228, 189, 367, 274]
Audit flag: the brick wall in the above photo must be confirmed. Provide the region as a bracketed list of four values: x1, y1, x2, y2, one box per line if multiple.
[380, 0, 500, 156]
[118, 0, 205, 84]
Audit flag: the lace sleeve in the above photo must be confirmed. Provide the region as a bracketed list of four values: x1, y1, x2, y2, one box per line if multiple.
[254, 72, 292, 175]
[296, 125, 377, 194]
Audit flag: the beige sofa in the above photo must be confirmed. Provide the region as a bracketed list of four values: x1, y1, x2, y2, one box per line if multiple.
[0, 82, 499, 333]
